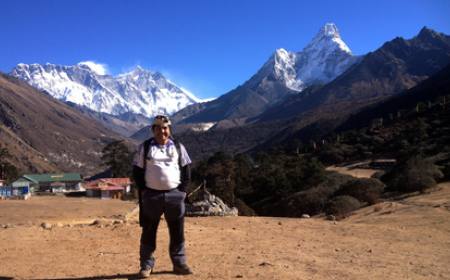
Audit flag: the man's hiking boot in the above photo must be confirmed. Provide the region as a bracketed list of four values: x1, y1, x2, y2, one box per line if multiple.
[173, 263, 193, 275]
[138, 267, 152, 278]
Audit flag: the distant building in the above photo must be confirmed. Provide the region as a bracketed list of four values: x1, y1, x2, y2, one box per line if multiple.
[0, 182, 31, 200]
[84, 178, 131, 199]
[12, 178, 35, 193]
[12, 173, 83, 193]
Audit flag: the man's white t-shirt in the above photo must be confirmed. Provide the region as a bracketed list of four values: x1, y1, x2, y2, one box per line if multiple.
[133, 139, 191, 190]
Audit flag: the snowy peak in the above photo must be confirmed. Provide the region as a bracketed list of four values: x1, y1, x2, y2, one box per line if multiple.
[321, 22, 340, 37]
[314, 22, 341, 40]
[11, 63, 202, 118]
[294, 23, 358, 86]
[272, 49, 304, 91]
[304, 23, 351, 54]
[274, 48, 295, 65]
[244, 23, 358, 94]
[121, 65, 155, 79]
[250, 23, 359, 92]
[77, 61, 108, 75]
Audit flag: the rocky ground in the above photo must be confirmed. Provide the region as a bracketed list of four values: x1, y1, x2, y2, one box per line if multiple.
[1, 183, 449, 279]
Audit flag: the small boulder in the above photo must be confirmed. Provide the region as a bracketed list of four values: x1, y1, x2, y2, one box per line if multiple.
[91, 219, 111, 227]
[41, 222, 52, 230]
[326, 215, 336, 221]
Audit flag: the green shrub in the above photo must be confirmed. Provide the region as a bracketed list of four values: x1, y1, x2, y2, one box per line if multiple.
[271, 172, 354, 217]
[382, 156, 443, 193]
[336, 178, 385, 205]
[319, 149, 344, 164]
[276, 186, 332, 217]
[325, 195, 361, 218]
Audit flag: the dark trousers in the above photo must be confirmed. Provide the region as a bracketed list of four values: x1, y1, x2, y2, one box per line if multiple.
[140, 188, 186, 270]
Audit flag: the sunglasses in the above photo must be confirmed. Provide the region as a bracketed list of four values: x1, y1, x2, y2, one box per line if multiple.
[152, 115, 172, 127]
[155, 115, 170, 121]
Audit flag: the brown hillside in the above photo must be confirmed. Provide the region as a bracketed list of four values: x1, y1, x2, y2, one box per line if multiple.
[0, 123, 58, 173]
[0, 74, 124, 175]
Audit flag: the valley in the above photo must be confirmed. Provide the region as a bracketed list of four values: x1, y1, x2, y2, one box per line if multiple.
[1, 4, 450, 280]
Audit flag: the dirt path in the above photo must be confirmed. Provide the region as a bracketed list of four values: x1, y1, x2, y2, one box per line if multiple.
[326, 165, 378, 178]
[1, 184, 450, 279]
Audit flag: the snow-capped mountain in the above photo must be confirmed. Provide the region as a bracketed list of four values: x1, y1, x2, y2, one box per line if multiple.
[247, 23, 360, 92]
[173, 23, 360, 124]
[10, 62, 202, 117]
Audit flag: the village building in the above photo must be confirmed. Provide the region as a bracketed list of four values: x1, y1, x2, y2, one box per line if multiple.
[12, 173, 83, 193]
[0, 179, 31, 200]
[84, 178, 131, 199]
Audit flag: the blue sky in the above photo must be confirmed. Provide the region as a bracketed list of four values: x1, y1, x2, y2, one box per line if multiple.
[1, 0, 449, 99]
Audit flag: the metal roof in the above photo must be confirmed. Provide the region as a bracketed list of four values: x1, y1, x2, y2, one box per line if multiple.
[22, 173, 82, 183]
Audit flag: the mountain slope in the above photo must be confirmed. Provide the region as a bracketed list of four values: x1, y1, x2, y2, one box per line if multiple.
[257, 27, 450, 123]
[259, 61, 450, 156]
[11, 63, 201, 118]
[174, 27, 450, 161]
[338, 62, 450, 131]
[0, 73, 123, 175]
[246, 23, 359, 92]
[0, 122, 58, 173]
[173, 23, 359, 125]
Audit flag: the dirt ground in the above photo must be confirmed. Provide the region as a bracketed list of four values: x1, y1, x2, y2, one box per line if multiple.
[0, 195, 136, 226]
[1, 184, 450, 280]
[325, 165, 379, 178]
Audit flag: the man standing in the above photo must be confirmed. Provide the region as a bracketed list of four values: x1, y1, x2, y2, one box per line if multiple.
[133, 115, 193, 278]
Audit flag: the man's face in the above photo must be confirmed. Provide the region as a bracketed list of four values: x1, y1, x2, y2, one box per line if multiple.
[153, 125, 171, 144]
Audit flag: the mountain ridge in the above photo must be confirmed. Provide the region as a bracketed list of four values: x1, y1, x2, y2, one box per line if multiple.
[173, 23, 359, 125]
[171, 27, 450, 161]
[10, 63, 202, 118]
[256, 26, 450, 123]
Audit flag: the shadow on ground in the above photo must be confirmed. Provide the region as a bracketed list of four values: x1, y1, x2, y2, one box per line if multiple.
[4, 270, 175, 280]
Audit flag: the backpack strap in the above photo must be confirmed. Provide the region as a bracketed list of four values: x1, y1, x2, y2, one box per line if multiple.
[171, 137, 190, 193]
[143, 138, 153, 171]
[171, 137, 183, 169]
[135, 138, 152, 228]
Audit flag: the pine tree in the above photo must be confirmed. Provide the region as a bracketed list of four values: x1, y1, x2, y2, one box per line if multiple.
[101, 141, 132, 178]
